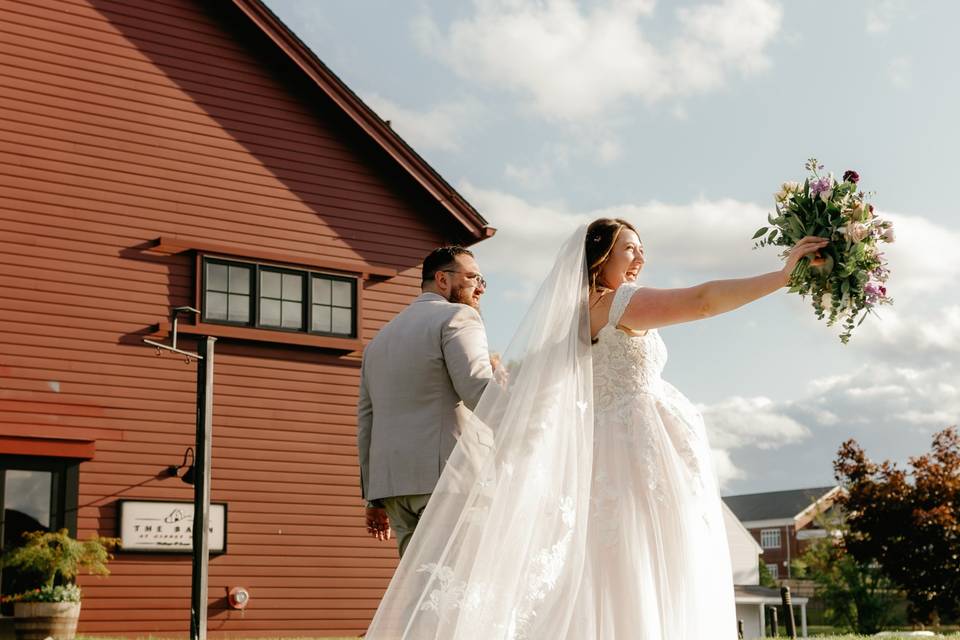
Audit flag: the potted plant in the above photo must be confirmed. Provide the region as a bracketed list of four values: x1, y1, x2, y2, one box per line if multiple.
[0, 529, 119, 640]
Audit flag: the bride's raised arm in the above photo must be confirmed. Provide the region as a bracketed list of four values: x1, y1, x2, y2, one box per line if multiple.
[618, 235, 828, 332]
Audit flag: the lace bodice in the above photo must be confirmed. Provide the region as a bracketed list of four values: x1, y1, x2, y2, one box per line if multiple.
[592, 282, 668, 406]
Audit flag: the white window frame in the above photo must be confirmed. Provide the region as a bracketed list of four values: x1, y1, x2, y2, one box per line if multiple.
[765, 563, 779, 579]
[760, 528, 782, 549]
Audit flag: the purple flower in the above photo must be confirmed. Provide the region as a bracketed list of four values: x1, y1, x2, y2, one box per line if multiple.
[864, 281, 888, 305]
[810, 176, 834, 201]
[843, 170, 860, 184]
[810, 177, 830, 194]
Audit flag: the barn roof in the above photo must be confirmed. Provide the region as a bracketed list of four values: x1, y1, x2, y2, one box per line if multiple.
[229, 0, 494, 244]
[722, 486, 840, 523]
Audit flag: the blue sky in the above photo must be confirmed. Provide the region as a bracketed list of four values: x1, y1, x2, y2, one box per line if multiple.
[265, 0, 959, 495]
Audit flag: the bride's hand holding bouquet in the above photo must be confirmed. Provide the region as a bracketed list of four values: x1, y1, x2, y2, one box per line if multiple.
[754, 158, 894, 343]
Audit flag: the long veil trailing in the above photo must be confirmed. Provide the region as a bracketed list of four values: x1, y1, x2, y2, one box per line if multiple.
[366, 226, 594, 639]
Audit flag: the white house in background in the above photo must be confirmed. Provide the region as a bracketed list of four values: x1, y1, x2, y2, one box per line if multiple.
[724, 486, 844, 580]
[723, 502, 809, 639]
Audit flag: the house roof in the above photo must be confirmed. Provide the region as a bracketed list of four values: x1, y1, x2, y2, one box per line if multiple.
[734, 584, 809, 605]
[228, 0, 494, 244]
[722, 486, 839, 523]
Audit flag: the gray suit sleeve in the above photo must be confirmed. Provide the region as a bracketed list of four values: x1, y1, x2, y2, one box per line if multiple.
[356, 358, 374, 502]
[441, 305, 494, 410]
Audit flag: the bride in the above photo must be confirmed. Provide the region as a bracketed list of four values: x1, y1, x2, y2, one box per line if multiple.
[365, 219, 828, 639]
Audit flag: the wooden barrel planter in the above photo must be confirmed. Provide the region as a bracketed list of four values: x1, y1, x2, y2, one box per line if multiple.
[13, 602, 81, 640]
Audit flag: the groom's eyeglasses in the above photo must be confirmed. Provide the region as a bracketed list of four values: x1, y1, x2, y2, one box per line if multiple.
[441, 270, 487, 288]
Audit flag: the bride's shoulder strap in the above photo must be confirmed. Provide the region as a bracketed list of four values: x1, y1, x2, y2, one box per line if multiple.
[608, 282, 641, 327]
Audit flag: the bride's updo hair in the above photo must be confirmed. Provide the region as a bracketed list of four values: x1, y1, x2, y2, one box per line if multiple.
[586, 217, 639, 292]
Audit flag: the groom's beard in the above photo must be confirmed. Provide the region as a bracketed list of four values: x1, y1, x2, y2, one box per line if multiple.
[448, 285, 480, 311]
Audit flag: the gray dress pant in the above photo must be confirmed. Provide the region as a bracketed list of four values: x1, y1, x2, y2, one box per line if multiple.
[382, 493, 431, 558]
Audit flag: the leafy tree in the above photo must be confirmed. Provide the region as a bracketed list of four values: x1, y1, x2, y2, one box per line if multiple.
[0, 529, 119, 591]
[834, 426, 960, 625]
[791, 511, 899, 634]
[758, 559, 778, 589]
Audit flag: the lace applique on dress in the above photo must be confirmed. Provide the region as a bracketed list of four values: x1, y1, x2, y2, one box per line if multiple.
[418, 495, 577, 640]
[592, 282, 706, 493]
[416, 563, 490, 615]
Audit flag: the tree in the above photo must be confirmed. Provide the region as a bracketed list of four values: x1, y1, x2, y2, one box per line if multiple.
[791, 511, 899, 634]
[758, 559, 778, 589]
[834, 426, 960, 625]
[0, 529, 119, 593]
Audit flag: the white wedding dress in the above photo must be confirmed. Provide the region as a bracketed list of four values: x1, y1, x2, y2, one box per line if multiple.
[566, 281, 737, 638]
[365, 228, 737, 639]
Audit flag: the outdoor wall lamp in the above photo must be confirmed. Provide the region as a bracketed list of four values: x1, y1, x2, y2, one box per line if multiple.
[227, 586, 250, 610]
[166, 447, 196, 485]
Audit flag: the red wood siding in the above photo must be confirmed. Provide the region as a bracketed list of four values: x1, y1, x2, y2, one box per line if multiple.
[0, 0, 468, 634]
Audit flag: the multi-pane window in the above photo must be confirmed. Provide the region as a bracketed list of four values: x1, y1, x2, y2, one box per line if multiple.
[204, 261, 251, 324]
[260, 269, 304, 330]
[766, 563, 779, 579]
[760, 528, 782, 549]
[311, 275, 354, 336]
[201, 257, 356, 338]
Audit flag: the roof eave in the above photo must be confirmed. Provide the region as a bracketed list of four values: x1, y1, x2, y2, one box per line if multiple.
[229, 0, 495, 244]
[794, 486, 844, 529]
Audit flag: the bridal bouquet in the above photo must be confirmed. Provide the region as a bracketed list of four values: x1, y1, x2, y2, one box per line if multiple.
[753, 158, 894, 343]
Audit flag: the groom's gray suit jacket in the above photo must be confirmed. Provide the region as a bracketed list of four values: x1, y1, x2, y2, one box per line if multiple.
[357, 292, 493, 503]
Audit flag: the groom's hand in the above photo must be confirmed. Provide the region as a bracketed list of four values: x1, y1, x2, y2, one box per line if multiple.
[365, 507, 392, 542]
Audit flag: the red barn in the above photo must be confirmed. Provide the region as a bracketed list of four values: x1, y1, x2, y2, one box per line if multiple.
[0, 0, 492, 635]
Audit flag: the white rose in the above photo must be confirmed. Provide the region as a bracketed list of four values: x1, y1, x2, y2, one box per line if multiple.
[844, 222, 869, 243]
[882, 226, 896, 243]
[775, 181, 801, 203]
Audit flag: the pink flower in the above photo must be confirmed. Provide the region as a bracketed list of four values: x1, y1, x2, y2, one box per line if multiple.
[864, 281, 887, 305]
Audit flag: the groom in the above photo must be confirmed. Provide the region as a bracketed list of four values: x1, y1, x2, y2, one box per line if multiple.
[357, 246, 493, 557]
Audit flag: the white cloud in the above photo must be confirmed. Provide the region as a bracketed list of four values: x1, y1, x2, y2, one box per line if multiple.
[461, 183, 589, 298]
[888, 56, 911, 89]
[361, 93, 480, 152]
[597, 139, 622, 164]
[504, 162, 553, 189]
[711, 448, 746, 485]
[866, 0, 906, 34]
[465, 183, 778, 291]
[700, 396, 812, 487]
[802, 362, 960, 432]
[503, 143, 571, 189]
[415, 0, 782, 121]
[714, 361, 960, 493]
[673, 0, 782, 91]
[847, 211, 960, 360]
[870, 211, 960, 298]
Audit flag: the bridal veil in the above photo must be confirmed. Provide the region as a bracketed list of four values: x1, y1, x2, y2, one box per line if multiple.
[365, 226, 594, 639]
